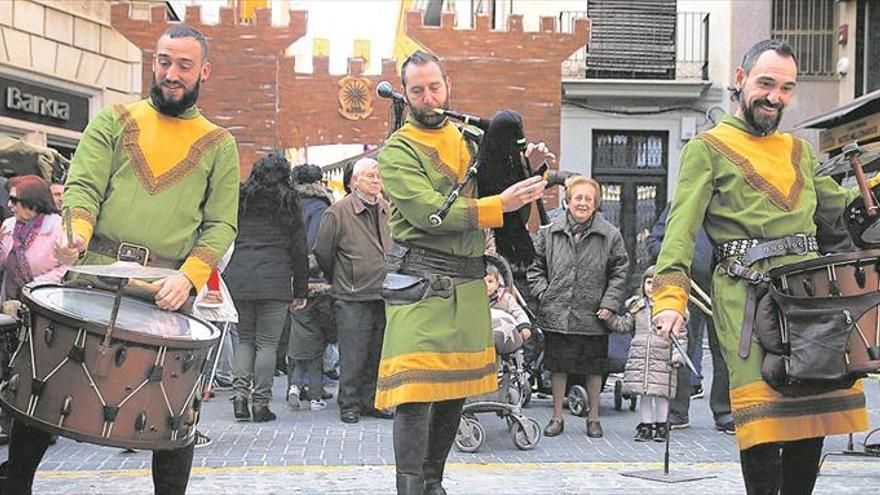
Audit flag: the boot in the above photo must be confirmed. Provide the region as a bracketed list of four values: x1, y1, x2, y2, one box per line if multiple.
[423, 399, 464, 495]
[396, 473, 425, 495]
[233, 396, 250, 421]
[424, 480, 447, 495]
[252, 404, 277, 423]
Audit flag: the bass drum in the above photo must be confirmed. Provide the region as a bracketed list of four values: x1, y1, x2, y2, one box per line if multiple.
[0, 283, 219, 450]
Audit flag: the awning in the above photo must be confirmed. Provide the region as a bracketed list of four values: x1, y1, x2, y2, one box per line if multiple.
[795, 89, 880, 129]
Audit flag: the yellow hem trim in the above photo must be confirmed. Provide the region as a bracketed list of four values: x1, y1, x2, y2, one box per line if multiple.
[379, 347, 496, 376]
[730, 380, 868, 450]
[375, 374, 497, 410]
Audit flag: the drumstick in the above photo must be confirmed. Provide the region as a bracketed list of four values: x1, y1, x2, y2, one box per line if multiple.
[844, 143, 878, 216]
[124, 279, 195, 313]
[689, 281, 713, 316]
[63, 208, 72, 247]
[688, 294, 713, 317]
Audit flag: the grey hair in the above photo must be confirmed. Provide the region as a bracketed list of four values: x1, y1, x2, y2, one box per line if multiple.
[352, 157, 378, 178]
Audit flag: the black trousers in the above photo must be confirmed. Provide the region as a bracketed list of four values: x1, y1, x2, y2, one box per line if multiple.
[0, 420, 194, 494]
[393, 398, 465, 494]
[739, 437, 824, 495]
[669, 303, 733, 425]
[335, 300, 385, 414]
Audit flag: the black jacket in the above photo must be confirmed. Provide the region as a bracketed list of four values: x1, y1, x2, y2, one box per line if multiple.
[225, 195, 309, 301]
[527, 212, 629, 335]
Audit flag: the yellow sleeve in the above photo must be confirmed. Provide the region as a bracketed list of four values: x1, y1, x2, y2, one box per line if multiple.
[476, 195, 504, 229]
[69, 207, 95, 247]
[179, 248, 219, 291]
[651, 276, 689, 316]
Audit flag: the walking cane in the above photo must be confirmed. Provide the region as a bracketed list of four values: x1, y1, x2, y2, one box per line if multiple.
[203, 321, 230, 402]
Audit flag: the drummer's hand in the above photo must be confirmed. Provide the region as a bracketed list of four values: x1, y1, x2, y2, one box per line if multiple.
[291, 298, 307, 310]
[54, 235, 85, 265]
[597, 308, 614, 320]
[500, 175, 548, 212]
[652, 309, 686, 340]
[524, 142, 556, 172]
[0, 224, 9, 241]
[154, 274, 193, 311]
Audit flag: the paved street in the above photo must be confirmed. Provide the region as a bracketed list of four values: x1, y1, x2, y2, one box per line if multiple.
[3, 352, 879, 494]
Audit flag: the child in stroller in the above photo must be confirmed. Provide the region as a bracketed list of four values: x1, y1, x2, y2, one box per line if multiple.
[486, 265, 532, 354]
[453, 255, 542, 453]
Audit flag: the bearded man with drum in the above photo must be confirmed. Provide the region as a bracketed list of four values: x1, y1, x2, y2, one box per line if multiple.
[377, 51, 551, 494]
[652, 39, 869, 493]
[0, 25, 238, 494]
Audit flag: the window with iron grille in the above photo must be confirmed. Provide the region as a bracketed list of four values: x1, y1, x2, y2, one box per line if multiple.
[771, 0, 836, 77]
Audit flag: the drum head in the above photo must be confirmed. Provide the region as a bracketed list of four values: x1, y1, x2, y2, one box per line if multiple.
[27, 286, 216, 341]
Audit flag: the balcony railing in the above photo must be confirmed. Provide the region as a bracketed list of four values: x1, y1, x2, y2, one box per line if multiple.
[561, 11, 709, 81]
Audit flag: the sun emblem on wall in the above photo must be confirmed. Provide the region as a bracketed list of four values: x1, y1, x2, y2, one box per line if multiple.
[338, 76, 373, 121]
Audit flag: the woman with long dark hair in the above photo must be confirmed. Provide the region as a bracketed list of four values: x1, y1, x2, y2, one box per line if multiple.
[0, 175, 67, 300]
[225, 155, 309, 422]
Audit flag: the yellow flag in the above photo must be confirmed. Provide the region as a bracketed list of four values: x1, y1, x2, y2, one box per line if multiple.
[393, 0, 431, 73]
[314, 38, 330, 57]
[354, 39, 371, 70]
[238, 0, 269, 21]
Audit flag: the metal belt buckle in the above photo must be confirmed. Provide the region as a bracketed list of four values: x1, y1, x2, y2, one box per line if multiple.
[791, 233, 809, 255]
[117, 242, 150, 266]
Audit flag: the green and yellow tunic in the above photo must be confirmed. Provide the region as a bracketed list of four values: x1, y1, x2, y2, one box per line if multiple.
[375, 118, 503, 409]
[653, 115, 868, 450]
[64, 99, 239, 291]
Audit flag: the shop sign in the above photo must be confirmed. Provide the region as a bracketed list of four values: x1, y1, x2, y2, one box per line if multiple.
[820, 112, 880, 152]
[0, 76, 89, 132]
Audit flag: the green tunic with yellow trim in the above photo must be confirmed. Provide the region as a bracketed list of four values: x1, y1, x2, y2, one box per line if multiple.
[375, 117, 504, 409]
[652, 114, 868, 450]
[64, 98, 239, 291]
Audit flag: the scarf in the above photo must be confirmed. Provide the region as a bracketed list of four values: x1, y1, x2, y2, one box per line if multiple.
[6, 214, 45, 298]
[567, 211, 593, 244]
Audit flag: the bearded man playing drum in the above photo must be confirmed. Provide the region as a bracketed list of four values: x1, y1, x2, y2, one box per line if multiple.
[652, 39, 871, 494]
[0, 25, 238, 494]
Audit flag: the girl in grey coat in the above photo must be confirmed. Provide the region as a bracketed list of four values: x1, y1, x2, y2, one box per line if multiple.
[607, 266, 687, 442]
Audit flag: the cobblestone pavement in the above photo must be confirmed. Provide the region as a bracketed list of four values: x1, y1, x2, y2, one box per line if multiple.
[2, 354, 878, 494]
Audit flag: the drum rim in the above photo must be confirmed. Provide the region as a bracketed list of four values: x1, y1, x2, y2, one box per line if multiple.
[768, 248, 880, 278]
[0, 398, 196, 450]
[21, 282, 220, 348]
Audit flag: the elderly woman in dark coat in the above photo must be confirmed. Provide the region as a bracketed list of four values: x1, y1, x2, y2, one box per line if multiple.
[225, 155, 309, 422]
[527, 176, 629, 439]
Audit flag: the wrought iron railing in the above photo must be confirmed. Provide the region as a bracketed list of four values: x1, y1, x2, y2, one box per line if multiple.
[561, 11, 710, 81]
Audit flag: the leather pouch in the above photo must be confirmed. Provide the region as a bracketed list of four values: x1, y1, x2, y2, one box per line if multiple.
[382, 273, 428, 305]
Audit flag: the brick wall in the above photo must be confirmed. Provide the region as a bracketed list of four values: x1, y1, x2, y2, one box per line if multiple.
[276, 57, 399, 150]
[111, 4, 589, 185]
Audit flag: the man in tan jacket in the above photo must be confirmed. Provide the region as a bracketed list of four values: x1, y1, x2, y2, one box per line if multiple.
[314, 157, 392, 423]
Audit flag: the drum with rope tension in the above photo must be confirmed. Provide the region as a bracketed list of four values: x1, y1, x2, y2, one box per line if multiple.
[0, 283, 218, 450]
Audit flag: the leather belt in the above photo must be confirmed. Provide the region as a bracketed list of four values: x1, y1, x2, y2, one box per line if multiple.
[715, 234, 818, 265]
[88, 235, 180, 269]
[397, 244, 485, 280]
[716, 234, 818, 360]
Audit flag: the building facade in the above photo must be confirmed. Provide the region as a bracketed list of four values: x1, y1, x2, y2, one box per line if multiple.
[0, 0, 146, 158]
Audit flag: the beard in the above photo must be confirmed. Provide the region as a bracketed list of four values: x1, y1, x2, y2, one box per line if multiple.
[406, 95, 449, 128]
[150, 75, 200, 117]
[740, 94, 784, 135]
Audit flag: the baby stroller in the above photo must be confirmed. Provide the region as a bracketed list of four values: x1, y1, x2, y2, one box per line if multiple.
[453, 253, 542, 453]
